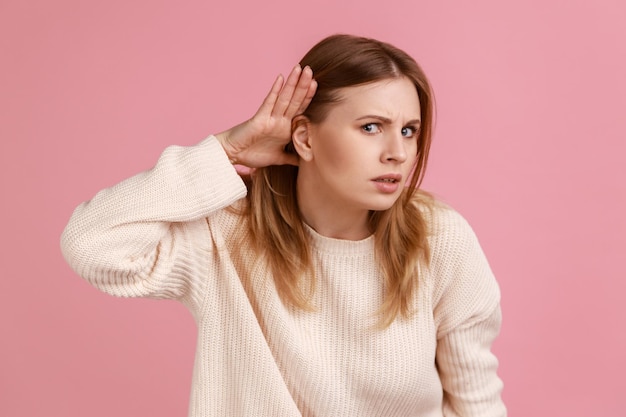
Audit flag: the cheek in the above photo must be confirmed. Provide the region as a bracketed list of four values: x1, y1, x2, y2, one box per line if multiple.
[404, 145, 419, 173]
[316, 145, 345, 170]
[313, 132, 355, 169]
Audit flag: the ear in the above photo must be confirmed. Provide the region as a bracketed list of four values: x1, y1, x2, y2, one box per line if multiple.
[291, 115, 314, 162]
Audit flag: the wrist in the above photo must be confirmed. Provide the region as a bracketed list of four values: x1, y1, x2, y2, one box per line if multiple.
[215, 131, 238, 164]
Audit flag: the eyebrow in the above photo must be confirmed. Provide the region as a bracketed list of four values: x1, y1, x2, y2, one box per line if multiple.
[356, 115, 421, 126]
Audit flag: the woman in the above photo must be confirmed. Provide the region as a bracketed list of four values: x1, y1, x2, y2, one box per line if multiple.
[61, 34, 506, 416]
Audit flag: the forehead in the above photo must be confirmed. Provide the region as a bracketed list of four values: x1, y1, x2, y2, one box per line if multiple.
[330, 77, 421, 118]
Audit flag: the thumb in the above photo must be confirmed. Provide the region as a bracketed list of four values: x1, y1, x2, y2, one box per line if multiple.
[275, 152, 300, 167]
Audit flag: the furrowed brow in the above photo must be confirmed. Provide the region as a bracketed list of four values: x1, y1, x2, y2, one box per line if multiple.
[356, 115, 393, 124]
[356, 115, 421, 126]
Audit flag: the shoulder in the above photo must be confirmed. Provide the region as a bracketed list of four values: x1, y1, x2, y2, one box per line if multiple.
[410, 192, 477, 250]
[411, 193, 476, 250]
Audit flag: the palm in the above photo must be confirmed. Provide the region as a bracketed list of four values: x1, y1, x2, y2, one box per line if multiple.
[218, 65, 317, 168]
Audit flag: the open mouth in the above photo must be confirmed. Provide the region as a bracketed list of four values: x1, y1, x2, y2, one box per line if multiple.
[374, 178, 398, 183]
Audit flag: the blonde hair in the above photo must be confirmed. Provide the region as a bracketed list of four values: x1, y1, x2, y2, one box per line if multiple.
[246, 34, 434, 328]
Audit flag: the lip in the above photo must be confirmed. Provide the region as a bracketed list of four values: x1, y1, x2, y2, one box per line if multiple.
[371, 173, 403, 194]
[371, 173, 402, 182]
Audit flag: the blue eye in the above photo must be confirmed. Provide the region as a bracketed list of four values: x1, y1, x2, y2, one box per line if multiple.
[362, 123, 381, 134]
[401, 126, 418, 138]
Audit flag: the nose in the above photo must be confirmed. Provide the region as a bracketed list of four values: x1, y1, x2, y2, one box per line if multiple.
[381, 131, 408, 163]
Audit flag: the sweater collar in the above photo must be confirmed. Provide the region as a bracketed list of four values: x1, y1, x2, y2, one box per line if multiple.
[303, 223, 375, 255]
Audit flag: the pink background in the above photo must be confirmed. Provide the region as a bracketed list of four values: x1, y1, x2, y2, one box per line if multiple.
[1, 0, 624, 415]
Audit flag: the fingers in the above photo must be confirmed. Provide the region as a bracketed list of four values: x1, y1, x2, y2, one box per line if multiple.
[271, 65, 302, 118]
[284, 66, 315, 117]
[256, 74, 284, 118]
[256, 64, 317, 122]
[271, 65, 316, 118]
[275, 151, 300, 167]
[296, 78, 317, 115]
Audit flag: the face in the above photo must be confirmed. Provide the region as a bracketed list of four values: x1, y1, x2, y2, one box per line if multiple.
[297, 76, 421, 216]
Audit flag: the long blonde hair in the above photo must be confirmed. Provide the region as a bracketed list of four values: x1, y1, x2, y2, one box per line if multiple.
[247, 34, 434, 327]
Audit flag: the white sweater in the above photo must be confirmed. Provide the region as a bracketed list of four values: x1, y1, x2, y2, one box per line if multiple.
[61, 136, 506, 416]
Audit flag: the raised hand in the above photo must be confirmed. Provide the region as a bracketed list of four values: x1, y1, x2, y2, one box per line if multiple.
[216, 65, 317, 169]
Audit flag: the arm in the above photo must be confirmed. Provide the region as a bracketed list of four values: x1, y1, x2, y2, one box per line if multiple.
[437, 305, 505, 417]
[61, 65, 317, 310]
[431, 209, 506, 416]
[60, 137, 246, 308]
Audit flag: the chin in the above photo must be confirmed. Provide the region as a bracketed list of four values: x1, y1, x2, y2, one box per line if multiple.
[365, 195, 402, 212]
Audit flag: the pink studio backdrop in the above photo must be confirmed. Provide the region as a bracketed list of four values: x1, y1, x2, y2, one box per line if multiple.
[1, 0, 624, 415]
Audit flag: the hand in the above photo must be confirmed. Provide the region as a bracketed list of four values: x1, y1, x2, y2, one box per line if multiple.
[216, 65, 317, 169]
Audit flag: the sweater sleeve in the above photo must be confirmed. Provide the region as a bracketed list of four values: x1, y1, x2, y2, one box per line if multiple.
[430, 208, 506, 417]
[60, 136, 247, 313]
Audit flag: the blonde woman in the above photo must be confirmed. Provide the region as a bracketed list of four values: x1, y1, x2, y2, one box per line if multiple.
[62, 34, 506, 416]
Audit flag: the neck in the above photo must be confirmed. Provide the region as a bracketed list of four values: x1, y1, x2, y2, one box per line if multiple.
[296, 175, 372, 241]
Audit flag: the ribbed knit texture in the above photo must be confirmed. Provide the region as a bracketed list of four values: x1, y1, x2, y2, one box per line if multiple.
[61, 136, 506, 416]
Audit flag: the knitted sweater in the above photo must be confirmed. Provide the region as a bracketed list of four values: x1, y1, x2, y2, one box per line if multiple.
[61, 136, 506, 417]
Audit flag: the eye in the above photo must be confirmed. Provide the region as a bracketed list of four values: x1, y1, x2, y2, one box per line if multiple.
[401, 126, 419, 138]
[361, 123, 382, 134]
